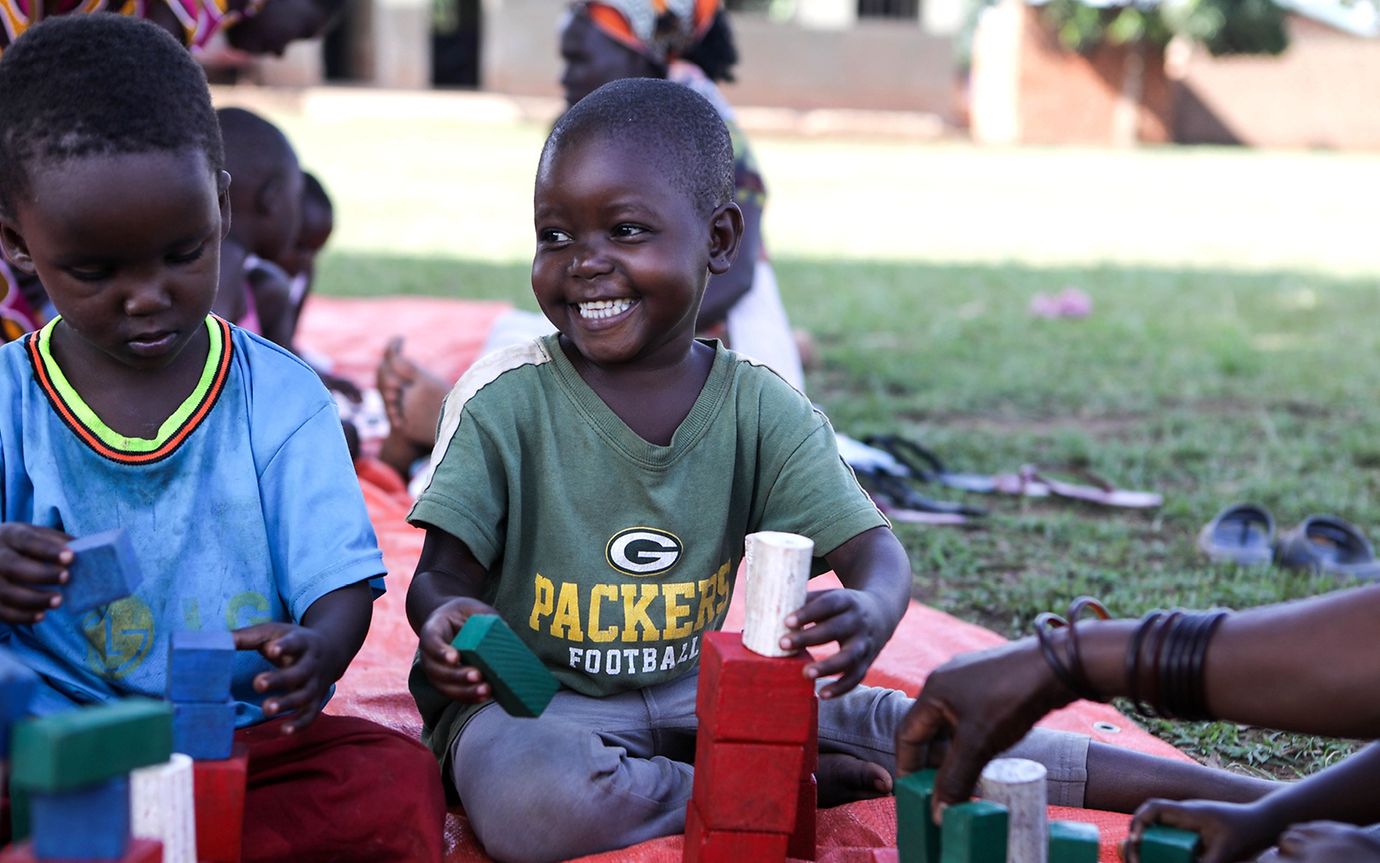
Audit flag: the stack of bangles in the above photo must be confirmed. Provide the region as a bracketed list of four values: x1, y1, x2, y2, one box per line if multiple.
[1033, 597, 1230, 721]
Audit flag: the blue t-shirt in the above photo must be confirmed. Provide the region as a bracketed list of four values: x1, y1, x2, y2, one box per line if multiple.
[0, 316, 385, 726]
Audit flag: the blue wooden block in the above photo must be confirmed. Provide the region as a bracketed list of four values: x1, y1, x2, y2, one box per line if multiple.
[30, 775, 131, 860]
[64, 529, 143, 614]
[172, 700, 236, 760]
[167, 630, 235, 702]
[0, 648, 37, 758]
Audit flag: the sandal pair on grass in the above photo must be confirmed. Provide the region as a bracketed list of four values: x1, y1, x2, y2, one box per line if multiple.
[1197, 504, 1380, 579]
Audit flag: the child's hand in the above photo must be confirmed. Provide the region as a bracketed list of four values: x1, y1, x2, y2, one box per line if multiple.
[0, 524, 72, 625]
[233, 622, 340, 735]
[1126, 798, 1277, 863]
[1257, 821, 1380, 863]
[418, 597, 500, 703]
[780, 588, 890, 699]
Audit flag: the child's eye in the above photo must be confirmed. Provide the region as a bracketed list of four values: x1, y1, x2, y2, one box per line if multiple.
[167, 244, 206, 265]
[612, 224, 649, 239]
[538, 228, 571, 245]
[65, 266, 111, 283]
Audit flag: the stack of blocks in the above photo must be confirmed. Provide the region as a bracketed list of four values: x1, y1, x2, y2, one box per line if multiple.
[165, 630, 248, 863]
[684, 630, 817, 863]
[2, 699, 171, 862]
[451, 615, 558, 717]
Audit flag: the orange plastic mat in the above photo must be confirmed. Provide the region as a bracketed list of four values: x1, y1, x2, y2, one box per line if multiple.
[305, 297, 1189, 863]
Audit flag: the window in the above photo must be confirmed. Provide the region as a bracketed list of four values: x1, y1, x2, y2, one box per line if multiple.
[857, 0, 920, 18]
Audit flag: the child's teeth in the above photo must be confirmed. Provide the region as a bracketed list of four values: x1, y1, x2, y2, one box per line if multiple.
[578, 299, 634, 319]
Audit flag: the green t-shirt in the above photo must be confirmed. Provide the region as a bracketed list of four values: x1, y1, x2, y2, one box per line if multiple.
[407, 335, 886, 762]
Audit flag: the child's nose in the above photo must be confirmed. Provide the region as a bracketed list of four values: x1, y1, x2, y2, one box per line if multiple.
[569, 246, 613, 279]
[122, 276, 173, 316]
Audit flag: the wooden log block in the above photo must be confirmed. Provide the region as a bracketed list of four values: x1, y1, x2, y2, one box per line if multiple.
[11, 700, 172, 793]
[895, 769, 940, 863]
[452, 614, 558, 717]
[166, 630, 234, 703]
[695, 632, 814, 745]
[682, 800, 788, 863]
[691, 738, 805, 832]
[0, 648, 37, 759]
[30, 774, 131, 860]
[192, 745, 248, 863]
[940, 800, 1008, 863]
[741, 532, 813, 657]
[171, 701, 236, 760]
[64, 529, 144, 614]
[131, 753, 196, 863]
[1048, 821, 1099, 863]
[977, 757, 1047, 863]
[1138, 825, 1200, 863]
[0, 837, 163, 862]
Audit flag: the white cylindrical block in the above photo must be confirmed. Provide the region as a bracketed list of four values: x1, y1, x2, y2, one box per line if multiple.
[741, 531, 813, 657]
[131, 752, 197, 863]
[979, 757, 1048, 863]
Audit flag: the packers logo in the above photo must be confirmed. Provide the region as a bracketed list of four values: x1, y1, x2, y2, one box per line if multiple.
[606, 527, 683, 577]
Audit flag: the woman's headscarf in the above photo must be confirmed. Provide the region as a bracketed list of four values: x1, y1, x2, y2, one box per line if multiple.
[580, 0, 719, 65]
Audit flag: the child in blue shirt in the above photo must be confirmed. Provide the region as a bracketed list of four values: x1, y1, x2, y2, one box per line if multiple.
[0, 15, 444, 861]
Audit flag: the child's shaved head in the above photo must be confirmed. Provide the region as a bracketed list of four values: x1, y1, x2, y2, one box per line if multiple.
[541, 77, 734, 219]
[0, 15, 223, 219]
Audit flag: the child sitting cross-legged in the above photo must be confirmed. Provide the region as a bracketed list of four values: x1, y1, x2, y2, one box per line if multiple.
[0, 16, 444, 861]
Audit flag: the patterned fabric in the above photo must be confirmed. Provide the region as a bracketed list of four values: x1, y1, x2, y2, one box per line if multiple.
[0, 261, 43, 345]
[0, 0, 261, 53]
[582, 0, 718, 64]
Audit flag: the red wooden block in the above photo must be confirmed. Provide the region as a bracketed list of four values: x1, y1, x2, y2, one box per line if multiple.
[193, 744, 248, 863]
[871, 850, 900, 863]
[692, 738, 805, 832]
[684, 801, 789, 863]
[788, 774, 817, 860]
[696, 632, 815, 745]
[0, 837, 163, 862]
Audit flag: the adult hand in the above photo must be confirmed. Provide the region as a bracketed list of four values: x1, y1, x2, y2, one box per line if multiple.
[1257, 822, 1380, 863]
[782, 588, 888, 699]
[233, 622, 342, 734]
[417, 596, 501, 703]
[1126, 798, 1278, 863]
[0, 524, 72, 625]
[894, 638, 1075, 814]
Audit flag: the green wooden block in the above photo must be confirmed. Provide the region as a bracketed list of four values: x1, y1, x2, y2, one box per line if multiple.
[1139, 825, 1200, 863]
[1049, 820, 1099, 863]
[9, 782, 29, 842]
[10, 699, 172, 792]
[941, 800, 1007, 863]
[895, 770, 941, 863]
[452, 615, 558, 717]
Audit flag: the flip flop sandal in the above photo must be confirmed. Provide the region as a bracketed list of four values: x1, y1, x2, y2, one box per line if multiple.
[1197, 503, 1275, 565]
[861, 435, 999, 494]
[856, 470, 986, 525]
[1023, 466, 1163, 509]
[1275, 515, 1380, 579]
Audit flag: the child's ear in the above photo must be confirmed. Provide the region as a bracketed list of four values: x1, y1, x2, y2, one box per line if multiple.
[255, 171, 283, 217]
[218, 171, 233, 241]
[0, 223, 34, 274]
[707, 201, 744, 276]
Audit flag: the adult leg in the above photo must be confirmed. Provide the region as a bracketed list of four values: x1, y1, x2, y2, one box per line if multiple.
[238, 714, 446, 863]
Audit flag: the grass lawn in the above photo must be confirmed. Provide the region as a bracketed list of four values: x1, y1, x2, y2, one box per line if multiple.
[272, 97, 1380, 781]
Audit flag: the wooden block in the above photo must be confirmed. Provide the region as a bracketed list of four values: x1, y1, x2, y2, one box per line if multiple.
[978, 757, 1047, 863]
[31, 774, 131, 859]
[871, 852, 900, 863]
[11, 700, 172, 793]
[192, 744, 248, 863]
[0, 837, 163, 862]
[895, 770, 940, 863]
[452, 615, 558, 717]
[8, 783, 28, 842]
[64, 529, 144, 614]
[940, 800, 1008, 863]
[166, 630, 235, 703]
[691, 738, 805, 833]
[1048, 821, 1099, 863]
[171, 700, 236, 760]
[131, 754, 196, 863]
[1139, 825, 1200, 863]
[683, 800, 788, 863]
[0, 649, 37, 759]
[741, 531, 812, 657]
[696, 632, 814, 745]
[786, 774, 816, 861]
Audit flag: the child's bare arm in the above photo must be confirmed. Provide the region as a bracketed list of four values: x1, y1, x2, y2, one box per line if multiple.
[233, 580, 373, 734]
[0, 524, 72, 624]
[405, 527, 499, 704]
[781, 526, 910, 698]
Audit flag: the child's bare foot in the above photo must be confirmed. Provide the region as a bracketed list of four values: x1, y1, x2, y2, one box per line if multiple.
[816, 753, 892, 807]
[377, 337, 450, 446]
